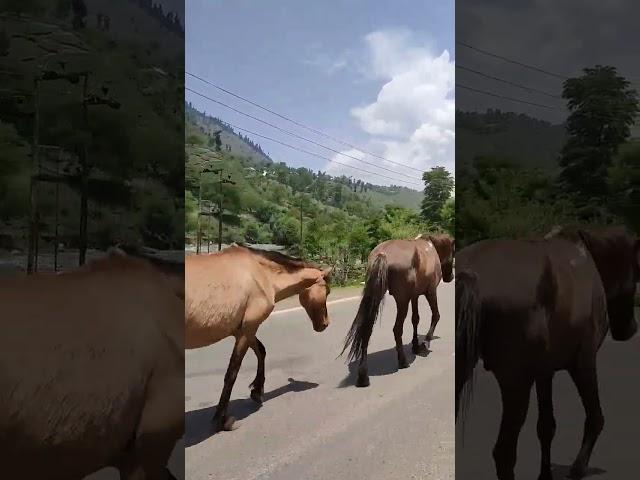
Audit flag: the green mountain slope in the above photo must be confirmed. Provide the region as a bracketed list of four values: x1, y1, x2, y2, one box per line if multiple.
[185, 105, 429, 282]
[186, 103, 422, 211]
[0, 0, 184, 255]
[457, 109, 566, 170]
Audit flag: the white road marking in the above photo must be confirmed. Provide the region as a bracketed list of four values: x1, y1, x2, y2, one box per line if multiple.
[272, 295, 361, 316]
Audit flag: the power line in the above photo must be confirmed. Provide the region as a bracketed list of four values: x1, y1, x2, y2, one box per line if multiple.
[219, 120, 423, 188]
[457, 41, 569, 80]
[457, 41, 640, 87]
[186, 71, 424, 173]
[457, 84, 560, 110]
[185, 86, 419, 181]
[456, 65, 563, 99]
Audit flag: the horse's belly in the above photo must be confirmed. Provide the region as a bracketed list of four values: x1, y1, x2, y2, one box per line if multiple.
[185, 310, 239, 349]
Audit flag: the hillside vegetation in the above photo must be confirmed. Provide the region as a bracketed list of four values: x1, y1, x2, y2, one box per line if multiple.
[185, 105, 447, 285]
[0, 0, 184, 258]
[457, 90, 640, 247]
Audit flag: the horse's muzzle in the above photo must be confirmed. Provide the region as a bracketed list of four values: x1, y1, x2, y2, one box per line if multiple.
[314, 321, 329, 332]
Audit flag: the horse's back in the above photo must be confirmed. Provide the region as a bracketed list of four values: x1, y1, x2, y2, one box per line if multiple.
[458, 238, 605, 374]
[370, 239, 441, 295]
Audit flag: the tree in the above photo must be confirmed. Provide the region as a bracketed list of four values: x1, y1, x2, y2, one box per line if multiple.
[421, 166, 454, 224]
[440, 197, 455, 236]
[559, 65, 639, 206]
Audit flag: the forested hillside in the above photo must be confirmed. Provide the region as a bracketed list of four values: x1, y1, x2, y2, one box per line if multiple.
[0, 0, 184, 261]
[457, 81, 640, 247]
[185, 105, 449, 284]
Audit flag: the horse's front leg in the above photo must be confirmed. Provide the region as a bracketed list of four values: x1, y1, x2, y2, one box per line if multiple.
[493, 375, 533, 480]
[213, 333, 251, 432]
[567, 358, 604, 479]
[249, 337, 266, 404]
[425, 288, 440, 344]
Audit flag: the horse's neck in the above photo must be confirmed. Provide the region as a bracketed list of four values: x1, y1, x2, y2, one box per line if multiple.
[272, 268, 317, 302]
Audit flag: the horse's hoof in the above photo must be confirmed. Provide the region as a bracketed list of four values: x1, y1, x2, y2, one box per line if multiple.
[213, 414, 237, 432]
[413, 342, 429, 355]
[567, 464, 585, 479]
[356, 375, 370, 387]
[250, 389, 264, 404]
[398, 359, 410, 369]
[537, 470, 553, 480]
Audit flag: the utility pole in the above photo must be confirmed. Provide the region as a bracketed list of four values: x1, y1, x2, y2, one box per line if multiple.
[218, 170, 236, 251]
[299, 196, 303, 254]
[197, 168, 220, 254]
[78, 72, 89, 266]
[78, 76, 120, 266]
[54, 149, 61, 272]
[27, 78, 40, 274]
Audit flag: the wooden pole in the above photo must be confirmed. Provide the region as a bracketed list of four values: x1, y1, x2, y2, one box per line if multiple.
[78, 73, 89, 266]
[54, 149, 60, 272]
[27, 79, 40, 274]
[218, 169, 223, 252]
[196, 172, 202, 254]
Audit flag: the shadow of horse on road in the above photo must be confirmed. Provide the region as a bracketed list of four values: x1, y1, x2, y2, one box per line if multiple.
[185, 378, 318, 447]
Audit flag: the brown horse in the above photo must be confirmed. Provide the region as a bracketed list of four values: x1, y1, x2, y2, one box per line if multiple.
[455, 226, 639, 480]
[0, 247, 184, 480]
[341, 233, 455, 387]
[185, 245, 332, 432]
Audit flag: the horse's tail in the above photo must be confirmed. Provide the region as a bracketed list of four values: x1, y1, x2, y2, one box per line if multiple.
[340, 253, 388, 363]
[455, 269, 482, 427]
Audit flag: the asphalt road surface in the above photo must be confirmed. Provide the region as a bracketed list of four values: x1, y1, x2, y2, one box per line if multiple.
[185, 283, 455, 480]
[456, 308, 640, 479]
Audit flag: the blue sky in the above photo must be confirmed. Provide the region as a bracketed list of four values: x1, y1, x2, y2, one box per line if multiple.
[186, 0, 454, 189]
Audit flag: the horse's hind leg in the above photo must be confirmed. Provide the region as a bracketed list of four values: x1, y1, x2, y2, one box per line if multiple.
[424, 288, 440, 343]
[536, 374, 556, 480]
[249, 337, 266, 404]
[493, 375, 532, 480]
[213, 334, 251, 432]
[568, 360, 604, 479]
[393, 295, 410, 369]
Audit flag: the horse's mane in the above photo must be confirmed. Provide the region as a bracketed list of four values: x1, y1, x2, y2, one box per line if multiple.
[235, 244, 319, 272]
[115, 244, 184, 276]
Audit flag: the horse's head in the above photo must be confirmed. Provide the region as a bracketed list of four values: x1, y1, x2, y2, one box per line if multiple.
[422, 234, 455, 283]
[299, 267, 332, 332]
[579, 227, 639, 341]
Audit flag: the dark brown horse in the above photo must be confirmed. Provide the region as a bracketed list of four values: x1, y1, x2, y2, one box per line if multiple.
[455, 226, 639, 480]
[341, 234, 455, 387]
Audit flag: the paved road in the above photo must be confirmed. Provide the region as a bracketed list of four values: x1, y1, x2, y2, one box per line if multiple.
[185, 283, 455, 480]
[456, 309, 640, 479]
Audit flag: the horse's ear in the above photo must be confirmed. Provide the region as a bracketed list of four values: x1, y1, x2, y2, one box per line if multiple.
[321, 267, 333, 279]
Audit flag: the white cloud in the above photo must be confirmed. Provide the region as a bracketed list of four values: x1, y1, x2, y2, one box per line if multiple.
[327, 28, 455, 186]
[302, 53, 349, 75]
